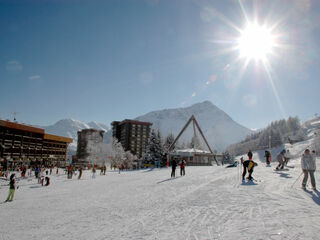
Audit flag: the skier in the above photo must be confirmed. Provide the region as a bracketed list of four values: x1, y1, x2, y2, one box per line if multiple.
[242, 158, 258, 181]
[35, 166, 40, 178]
[275, 149, 286, 170]
[226, 161, 238, 168]
[264, 150, 271, 165]
[78, 167, 83, 180]
[171, 158, 177, 178]
[284, 149, 291, 166]
[45, 176, 50, 186]
[92, 167, 96, 178]
[67, 165, 72, 179]
[301, 149, 316, 190]
[6, 173, 17, 202]
[179, 160, 186, 176]
[247, 150, 253, 160]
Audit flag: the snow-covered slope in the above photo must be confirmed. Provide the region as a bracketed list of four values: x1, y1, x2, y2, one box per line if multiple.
[135, 101, 252, 151]
[42, 119, 109, 153]
[1, 135, 319, 240]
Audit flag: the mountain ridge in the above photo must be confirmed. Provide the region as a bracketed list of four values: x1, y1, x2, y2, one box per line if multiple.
[40, 101, 252, 153]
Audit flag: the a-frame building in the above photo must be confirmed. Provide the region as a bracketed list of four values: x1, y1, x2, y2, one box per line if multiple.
[167, 115, 218, 166]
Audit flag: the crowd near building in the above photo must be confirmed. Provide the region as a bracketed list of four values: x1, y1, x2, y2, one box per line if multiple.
[0, 120, 72, 168]
[112, 119, 152, 158]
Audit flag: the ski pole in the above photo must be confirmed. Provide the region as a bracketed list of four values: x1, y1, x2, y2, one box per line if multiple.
[291, 172, 304, 188]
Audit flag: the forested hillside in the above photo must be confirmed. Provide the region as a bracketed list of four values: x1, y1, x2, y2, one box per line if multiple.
[227, 117, 305, 156]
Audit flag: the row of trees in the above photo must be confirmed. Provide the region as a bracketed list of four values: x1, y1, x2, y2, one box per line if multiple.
[89, 130, 177, 169]
[227, 117, 306, 156]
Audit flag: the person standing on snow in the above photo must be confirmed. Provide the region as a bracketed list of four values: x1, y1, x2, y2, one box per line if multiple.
[45, 176, 50, 186]
[264, 150, 271, 165]
[284, 149, 291, 166]
[78, 167, 83, 180]
[35, 166, 40, 178]
[92, 167, 96, 178]
[6, 173, 17, 202]
[171, 158, 177, 178]
[179, 160, 186, 176]
[301, 149, 316, 190]
[275, 149, 286, 170]
[247, 150, 253, 160]
[242, 158, 257, 181]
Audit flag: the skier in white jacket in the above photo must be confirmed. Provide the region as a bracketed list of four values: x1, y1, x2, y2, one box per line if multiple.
[301, 149, 316, 190]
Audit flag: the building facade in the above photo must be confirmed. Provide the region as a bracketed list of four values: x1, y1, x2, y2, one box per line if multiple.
[76, 129, 105, 166]
[0, 120, 73, 167]
[112, 120, 152, 158]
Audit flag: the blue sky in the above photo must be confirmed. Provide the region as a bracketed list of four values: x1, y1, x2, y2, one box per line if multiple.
[1, 0, 319, 129]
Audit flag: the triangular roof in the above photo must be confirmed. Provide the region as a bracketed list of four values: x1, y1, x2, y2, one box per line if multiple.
[168, 115, 213, 154]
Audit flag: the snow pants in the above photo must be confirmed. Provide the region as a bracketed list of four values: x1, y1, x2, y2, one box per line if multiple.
[171, 167, 176, 178]
[276, 160, 284, 170]
[180, 167, 185, 176]
[266, 157, 270, 165]
[6, 189, 15, 201]
[302, 170, 316, 188]
[242, 167, 253, 180]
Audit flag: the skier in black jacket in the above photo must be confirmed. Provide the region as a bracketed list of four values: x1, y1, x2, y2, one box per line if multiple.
[171, 159, 177, 178]
[242, 159, 258, 181]
[264, 150, 271, 165]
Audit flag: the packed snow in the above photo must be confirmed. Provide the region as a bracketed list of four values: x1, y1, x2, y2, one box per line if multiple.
[1, 140, 319, 240]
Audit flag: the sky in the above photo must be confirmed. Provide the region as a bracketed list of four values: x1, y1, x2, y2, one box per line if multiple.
[0, 0, 319, 130]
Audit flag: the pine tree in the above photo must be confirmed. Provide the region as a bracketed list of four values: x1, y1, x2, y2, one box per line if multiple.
[164, 133, 175, 151]
[110, 137, 125, 168]
[146, 129, 163, 163]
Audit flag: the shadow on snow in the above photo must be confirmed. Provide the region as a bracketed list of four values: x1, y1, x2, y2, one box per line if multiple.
[241, 181, 258, 186]
[157, 176, 181, 184]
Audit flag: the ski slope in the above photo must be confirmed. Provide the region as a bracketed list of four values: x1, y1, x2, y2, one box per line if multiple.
[0, 147, 319, 239]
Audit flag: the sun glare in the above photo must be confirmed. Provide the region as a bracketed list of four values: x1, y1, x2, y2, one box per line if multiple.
[238, 24, 275, 61]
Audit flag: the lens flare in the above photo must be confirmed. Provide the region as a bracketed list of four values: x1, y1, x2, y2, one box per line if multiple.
[237, 24, 275, 61]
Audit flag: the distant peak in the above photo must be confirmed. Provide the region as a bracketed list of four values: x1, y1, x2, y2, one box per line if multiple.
[187, 100, 220, 111]
[57, 118, 82, 124]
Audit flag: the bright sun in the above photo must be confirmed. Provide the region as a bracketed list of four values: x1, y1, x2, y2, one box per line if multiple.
[238, 23, 275, 61]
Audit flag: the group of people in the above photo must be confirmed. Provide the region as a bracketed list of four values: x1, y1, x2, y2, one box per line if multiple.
[170, 159, 186, 178]
[240, 148, 317, 190]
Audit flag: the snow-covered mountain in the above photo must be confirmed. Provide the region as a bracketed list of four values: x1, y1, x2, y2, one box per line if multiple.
[135, 101, 252, 151]
[41, 101, 252, 153]
[41, 119, 110, 153]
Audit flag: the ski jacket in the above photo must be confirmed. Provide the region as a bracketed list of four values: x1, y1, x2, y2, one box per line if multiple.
[301, 153, 316, 170]
[264, 151, 270, 158]
[243, 160, 257, 171]
[171, 160, 177, 168]
[9, 178, 15, 189]
[179, 161, 186, 169]
[277, 153, 284, 163]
